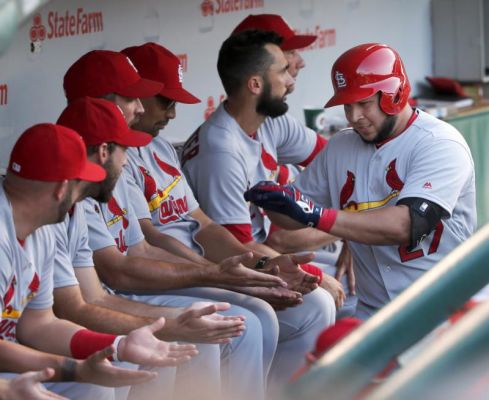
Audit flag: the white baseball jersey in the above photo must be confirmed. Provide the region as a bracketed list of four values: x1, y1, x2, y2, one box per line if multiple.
[294, 109, 476, 313]
[53, 204, 94, 289]
[124, 138, 203, 254]
[0, 184, 54, 342]
[181, 103, 318, 243]
[83, 170, 145, 256]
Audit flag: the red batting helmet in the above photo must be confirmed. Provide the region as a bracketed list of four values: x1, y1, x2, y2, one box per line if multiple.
[324, 43, 411, 115]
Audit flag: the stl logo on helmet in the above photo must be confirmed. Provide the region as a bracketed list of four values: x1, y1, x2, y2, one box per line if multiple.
[335, 71, 347, 88]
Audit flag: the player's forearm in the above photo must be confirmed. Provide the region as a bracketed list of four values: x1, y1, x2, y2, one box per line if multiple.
[265, 227, 338, 253]
[90, 291, 180, 320]
[267, 205, 411, 245]
[0, 340, 67, 380]
[243, 240, 281, 258]
[55, 298, 155, 336]
[199, 229, 293, 271]
[330, 206, 411, 245]
[16, 314, 80, 357]
[94, 254, 215, 291]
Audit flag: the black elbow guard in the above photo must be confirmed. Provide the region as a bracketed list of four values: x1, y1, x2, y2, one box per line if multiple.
[397, 197, 448, 250]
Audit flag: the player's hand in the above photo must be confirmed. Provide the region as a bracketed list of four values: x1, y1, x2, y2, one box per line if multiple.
[75, 345, 157, 387]
[0, 368, 67, 400]
[212, 252, 287, 288]
[321, 275, 346, 309]
[235, 286, 303, 311]
[244, 181, 324, 227]
[269, 253, 320, 294]
[118, 318, 197, 367]
[167, 302, 246, 344]
[335, 242, 356, 295]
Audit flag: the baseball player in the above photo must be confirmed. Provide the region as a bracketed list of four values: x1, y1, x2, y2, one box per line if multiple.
[245, 43, 476, 319]
[53, 97, 247, 400]
[0, 123, 181, 399]
[180, 30, 337, 388]
[61, 51, 273, 400]
[232, 14, 357, 317]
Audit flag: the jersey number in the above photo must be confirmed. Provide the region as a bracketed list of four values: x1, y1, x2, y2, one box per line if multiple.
[115, 229, 128, 254]
[398, 222, 444, 262]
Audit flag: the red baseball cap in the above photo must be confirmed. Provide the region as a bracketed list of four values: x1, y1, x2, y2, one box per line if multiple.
[232, 14, 317, 51]
[57, 97, 152, 147]
[63, 50, 164, 102]
[8, 123, 106, 182]
[121, 43, 201, 104]
[313, 318, 362, 356]
[289, 317, 362, 382]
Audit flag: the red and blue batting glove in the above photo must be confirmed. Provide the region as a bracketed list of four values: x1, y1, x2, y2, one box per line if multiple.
[244, 181, 337, 232]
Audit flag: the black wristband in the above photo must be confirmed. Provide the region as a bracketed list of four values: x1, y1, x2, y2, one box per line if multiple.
[254, 256, 270, 270]
[60, 358, 77, 382]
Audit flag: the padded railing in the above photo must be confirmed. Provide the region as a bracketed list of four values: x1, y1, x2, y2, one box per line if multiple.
[365, 299, 489, 399]
[287, 223, 489, 400]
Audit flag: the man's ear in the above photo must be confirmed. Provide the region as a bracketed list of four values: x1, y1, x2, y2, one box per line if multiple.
[96, 143, 110, 165]
[53, 179, 69, 201]
[247, 75, 263, 96]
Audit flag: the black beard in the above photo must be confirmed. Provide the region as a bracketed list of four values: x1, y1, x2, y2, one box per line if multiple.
[357, 114, 397, 144]
[256, 80, 289, 118]
[91, 159, 119, 203]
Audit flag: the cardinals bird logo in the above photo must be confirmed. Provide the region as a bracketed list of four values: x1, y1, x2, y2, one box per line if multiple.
[139, 165, 158, 202]
[339, 170, 356, 210]
[107, 197, 129, 229]
[261, 145, 279, 180]
[385, 159, 404, 191]
[340, 159, 404, 212]
[142, 153, 182, 213]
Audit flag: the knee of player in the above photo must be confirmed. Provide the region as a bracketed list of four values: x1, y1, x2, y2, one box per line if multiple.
[244, 296, 280, 337]
[234, 307, 264, 344]
[304, 288, 337, 326]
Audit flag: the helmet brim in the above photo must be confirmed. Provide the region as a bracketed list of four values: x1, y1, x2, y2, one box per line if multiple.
[324, 87, 377, 108]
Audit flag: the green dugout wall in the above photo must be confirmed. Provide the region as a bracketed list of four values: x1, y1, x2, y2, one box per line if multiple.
[447, 107, 489, 227]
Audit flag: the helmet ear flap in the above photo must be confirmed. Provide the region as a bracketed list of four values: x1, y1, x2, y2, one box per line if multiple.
[379, 91, 395, 115]
[379, 92, 400, 115]
[379, 84, 409, 115]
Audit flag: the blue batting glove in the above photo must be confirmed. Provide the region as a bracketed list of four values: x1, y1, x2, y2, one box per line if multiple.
[244, 181, 324, 227]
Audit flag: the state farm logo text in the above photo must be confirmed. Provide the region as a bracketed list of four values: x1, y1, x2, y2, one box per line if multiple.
[201, 0, 264, 16]
[29, 8, 103, 43]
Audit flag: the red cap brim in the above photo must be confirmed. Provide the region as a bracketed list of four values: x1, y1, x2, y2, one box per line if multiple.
[159, 87, 201, 104]
[77, 160, 107, 182]
[115, 128, 153, 147]
[118, 78, 164, 99]
[281, 35, 317, 51]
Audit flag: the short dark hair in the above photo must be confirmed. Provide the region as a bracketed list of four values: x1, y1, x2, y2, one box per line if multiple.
[218, 30, 283, 96]
[86, 142, 118, 156]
